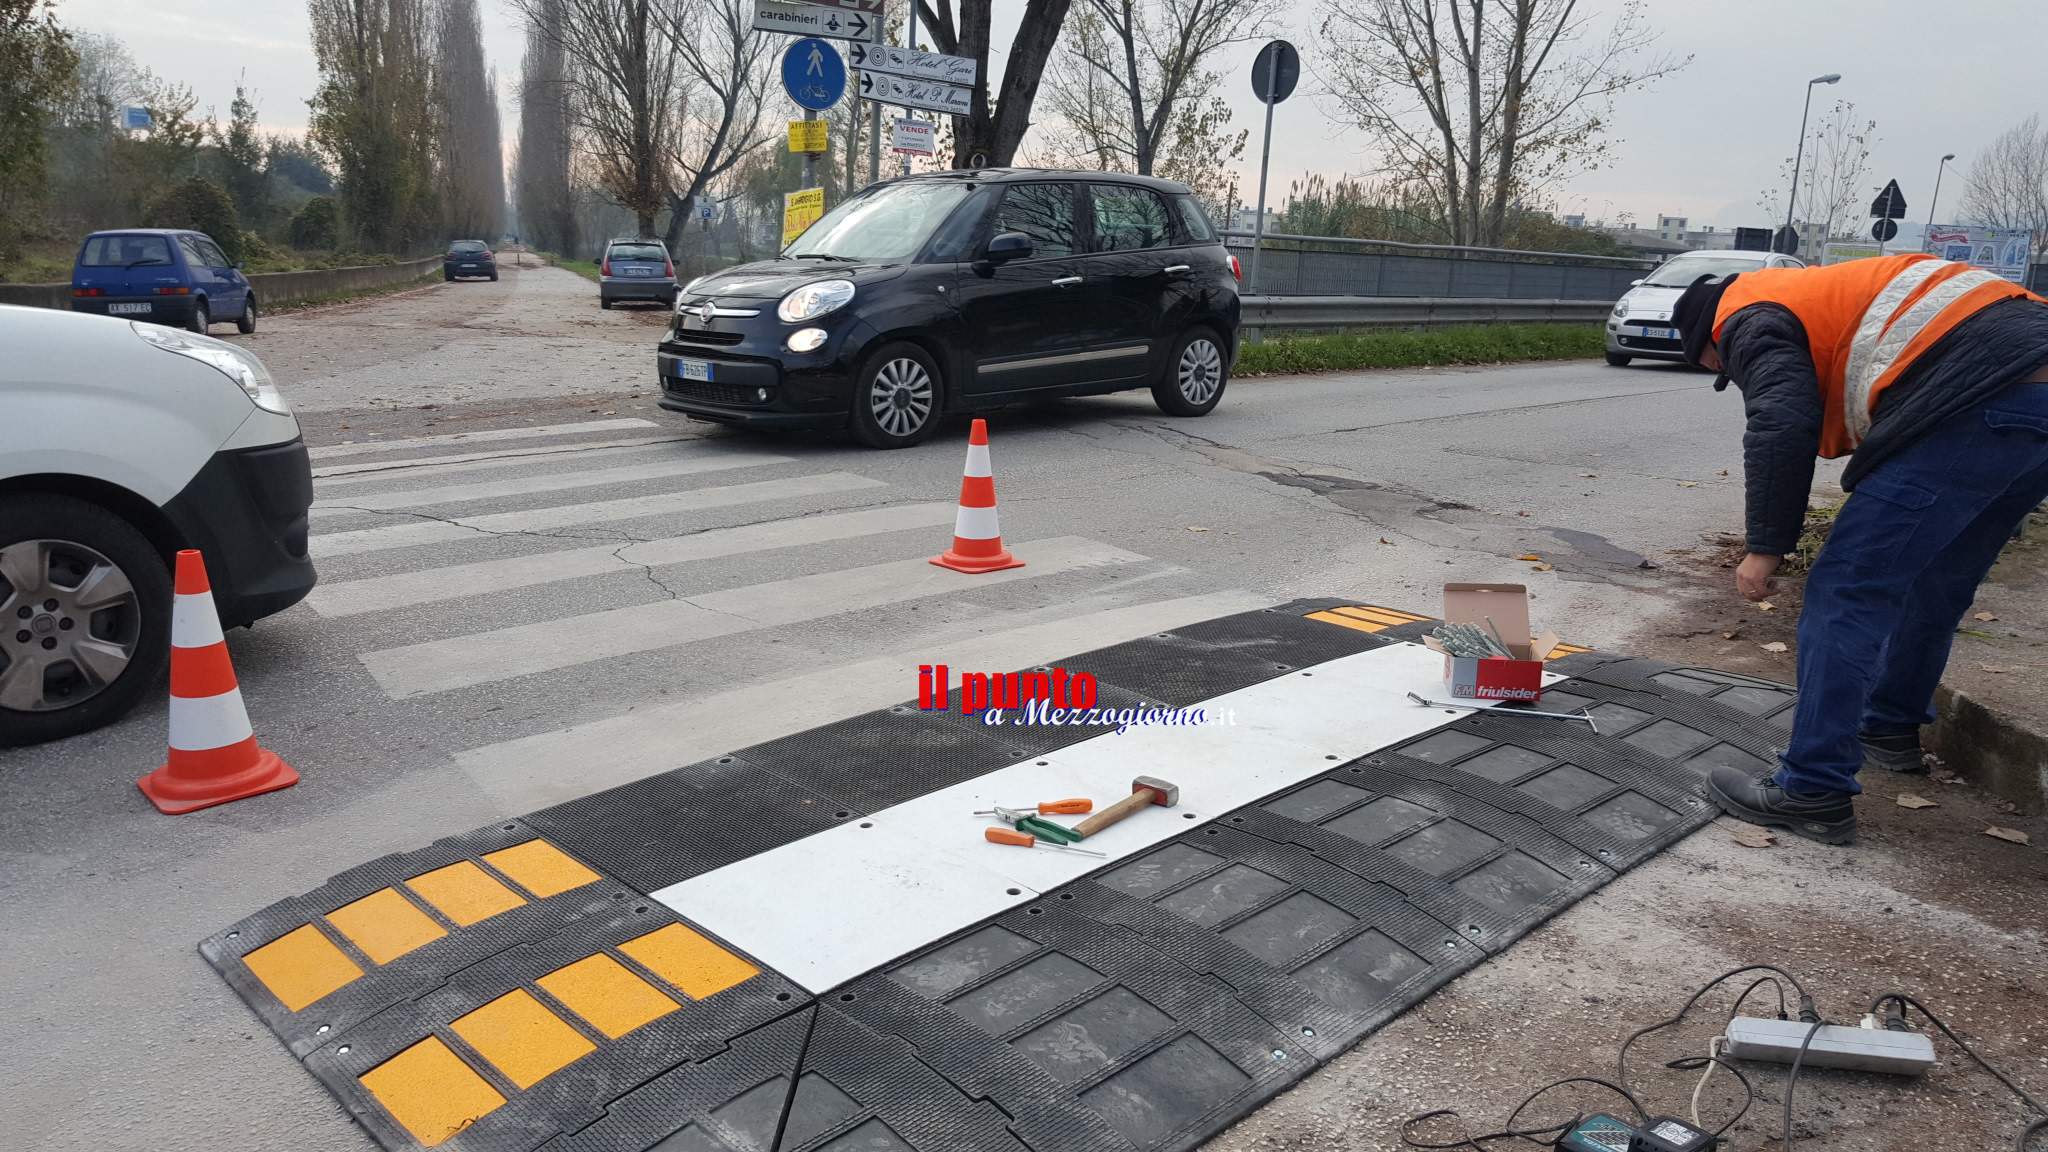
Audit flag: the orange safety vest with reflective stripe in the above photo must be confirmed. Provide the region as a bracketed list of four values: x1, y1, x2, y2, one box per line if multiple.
[1713, 253, 2042, 458]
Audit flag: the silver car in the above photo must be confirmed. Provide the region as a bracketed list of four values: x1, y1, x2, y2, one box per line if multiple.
[1605, 249, 1805, 366]
[598, 238, 679, 309]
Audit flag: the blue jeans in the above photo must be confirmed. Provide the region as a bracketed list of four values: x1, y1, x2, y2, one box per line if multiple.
[1780, 381, 2048, 795]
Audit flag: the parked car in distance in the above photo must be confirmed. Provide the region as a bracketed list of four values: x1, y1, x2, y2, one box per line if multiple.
[599, 238, 678, 309]
[0, 305, 315, 745]
[1606, 248, 1806, 366]
[444, 240, 497, 281]
[69, 229, 257, 336]
[657, 168, 1241, 448]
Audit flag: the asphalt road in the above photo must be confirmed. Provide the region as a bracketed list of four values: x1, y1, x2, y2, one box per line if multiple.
[3, 263, 2038, 1152]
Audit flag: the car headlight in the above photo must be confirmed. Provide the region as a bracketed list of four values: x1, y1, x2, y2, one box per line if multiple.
[778, 279, 854, 323]
[1611, 300, 1629, 318]
[132, 322, 289, 414]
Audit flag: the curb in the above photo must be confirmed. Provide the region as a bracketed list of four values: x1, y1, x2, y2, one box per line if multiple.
[1931, 683, 2048, 819]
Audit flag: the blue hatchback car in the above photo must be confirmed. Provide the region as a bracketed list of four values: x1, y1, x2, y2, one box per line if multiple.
[69, 229, 257, 335]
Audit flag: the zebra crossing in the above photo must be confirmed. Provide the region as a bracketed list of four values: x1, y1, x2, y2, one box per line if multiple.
[294, 417, 1262, 813]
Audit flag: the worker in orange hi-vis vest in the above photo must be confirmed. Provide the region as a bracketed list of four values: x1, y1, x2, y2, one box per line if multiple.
[1669, 254, 2048, 844]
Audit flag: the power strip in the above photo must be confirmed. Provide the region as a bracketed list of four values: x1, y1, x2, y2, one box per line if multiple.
[1722, 1015, 1938, 1075]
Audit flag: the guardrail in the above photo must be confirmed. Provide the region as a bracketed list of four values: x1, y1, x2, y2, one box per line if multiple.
[0, 254, 444, 313]
[1223, 230, 1655, 301]
[1241, 295, 1612, 330]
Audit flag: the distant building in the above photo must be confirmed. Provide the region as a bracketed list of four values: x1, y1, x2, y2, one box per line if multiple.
[1561, 213, 1586, 229]
[1657, 215, 1688, 242]
[1231, 207, 1281, 234]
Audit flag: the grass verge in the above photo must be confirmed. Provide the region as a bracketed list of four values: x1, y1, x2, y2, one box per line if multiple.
[265, 270, 442, 314]
[550, 255, 600, 282]
[1234, 323, 1605, 376]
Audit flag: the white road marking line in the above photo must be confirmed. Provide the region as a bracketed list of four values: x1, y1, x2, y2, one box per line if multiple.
[362, 535, 1148, 698]
[655, 643, 1545, 993]
[311, 452, 792, 513]
[310, 502, 951, 617]
[309, 472, 884, 558]
[455, 589, 1266, 810]
[308, 418, 659, 459]
[313, 434, 691, 482]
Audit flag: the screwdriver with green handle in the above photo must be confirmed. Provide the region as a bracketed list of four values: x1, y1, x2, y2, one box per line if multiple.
[973, 798, 1092, 845]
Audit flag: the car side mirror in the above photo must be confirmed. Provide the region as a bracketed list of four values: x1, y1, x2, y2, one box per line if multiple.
[1629, 278, 1644, 287]
[983, 231, 1034, 264]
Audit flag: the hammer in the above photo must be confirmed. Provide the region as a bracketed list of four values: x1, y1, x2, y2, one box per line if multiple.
[1071, 776, 1179, 840]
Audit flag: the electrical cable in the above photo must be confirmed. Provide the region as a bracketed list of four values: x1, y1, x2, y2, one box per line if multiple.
[1616, 964, 1814, 1095]
[1670, 1047, 1754, 1137]
[1398, 1108, 1575, 1150]
[1503, 1075, 1650, 1134]
[1685, 1037, 1725, 1129]
[1725, 975, 1787, 1022]
[1871, 993, 2047, 1150]
[1780, 1018, 1826, 1152]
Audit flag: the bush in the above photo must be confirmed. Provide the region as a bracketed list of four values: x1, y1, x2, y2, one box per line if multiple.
[289, 196, 340, 250]
[145, 177, 242, 263]
[1233, 324, 1606, 376]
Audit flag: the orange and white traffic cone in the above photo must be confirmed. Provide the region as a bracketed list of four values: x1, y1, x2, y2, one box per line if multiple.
[137, 550, 297, 814]
[930, 418, 1025, 574]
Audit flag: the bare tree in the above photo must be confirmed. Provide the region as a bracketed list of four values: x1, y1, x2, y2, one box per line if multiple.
[1756, 100, 1874, 259]
[1317, 0, 1686, 247]
[1044, 0, 1271, 176]
[655, 0, 772, 254]
[57, 30, 146, 128]
[433, 0, 505, 240]
[915, 0, 1075, 168]
[1961, 114, 2048, 251]
[307, 0, 441, 252]
[515, 0, 577, 253]
[513, 0, 684, 237]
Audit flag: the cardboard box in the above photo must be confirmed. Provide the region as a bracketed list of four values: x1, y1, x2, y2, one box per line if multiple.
[1421, 583, 1558, 702]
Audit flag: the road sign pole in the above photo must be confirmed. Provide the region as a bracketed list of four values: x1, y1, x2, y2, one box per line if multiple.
[902, 9, 917, 177]
[802, 109, 817, 190]
[845, 85, 860, 190]
[869, 99, 882, 185]
[1246, 65, 1277, 343]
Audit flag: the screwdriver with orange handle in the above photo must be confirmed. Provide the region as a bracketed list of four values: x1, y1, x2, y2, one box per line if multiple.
[984, 826, 1107, 856]
[973, 798, 1093, 816]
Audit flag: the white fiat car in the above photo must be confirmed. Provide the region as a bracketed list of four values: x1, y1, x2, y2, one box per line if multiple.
[1606, 249, 1805, 366]
[0, 305, 315, 745]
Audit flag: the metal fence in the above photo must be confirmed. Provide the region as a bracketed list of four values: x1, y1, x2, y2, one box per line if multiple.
[1239, 295, 1611, 330]
[1222, 231, 1656, 301]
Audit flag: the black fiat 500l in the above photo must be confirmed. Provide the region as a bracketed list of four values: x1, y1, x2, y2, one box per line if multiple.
[656, 169, 1241, 448]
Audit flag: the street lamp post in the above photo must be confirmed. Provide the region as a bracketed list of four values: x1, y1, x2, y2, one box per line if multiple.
[1782, 72, 1842, 258]
[1926, 153, 1956, 245]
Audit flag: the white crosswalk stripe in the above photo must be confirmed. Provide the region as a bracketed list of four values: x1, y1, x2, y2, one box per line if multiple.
[311, 450, 792, 512]
[309, 472, 884, 558]
[313, 434, 692, 482]
[308, 418, 658, 460]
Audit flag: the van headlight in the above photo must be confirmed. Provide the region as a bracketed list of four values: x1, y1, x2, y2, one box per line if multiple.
[778, 279, 854, 323]
[1611, 299, 1629, 318]
[132, 322, 289, 414]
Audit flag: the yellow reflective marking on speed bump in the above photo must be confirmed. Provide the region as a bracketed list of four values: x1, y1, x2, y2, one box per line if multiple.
[482, 839, 602, 898]
[325, 888, 447, 965]
[619, 922, 759, 999]
[360, 1036, 506, 1147]
[406, 860, 526, 926]
[1307, 610, 1385, 633]
[241, 924, 362, 1011]
[537, 953, 679, 1038]
[1334, 606, 1416, 626]
[450, 988, 596, 1089]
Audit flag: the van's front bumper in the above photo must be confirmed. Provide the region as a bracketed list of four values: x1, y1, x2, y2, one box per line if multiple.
[161, 438, 317, 627]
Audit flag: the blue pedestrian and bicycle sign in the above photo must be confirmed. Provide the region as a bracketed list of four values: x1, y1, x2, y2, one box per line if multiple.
[781, 38, 846, 111]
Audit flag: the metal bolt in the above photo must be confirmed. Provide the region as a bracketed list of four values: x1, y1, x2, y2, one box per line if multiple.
[14, 606, 27, 619]
[13, 630, 25, 644]
[58, 618, 72, 631]
[42, 599, 57, 611]
[40, 637, 56, 650]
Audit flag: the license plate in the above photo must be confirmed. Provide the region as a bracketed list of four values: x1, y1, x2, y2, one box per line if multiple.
[107, 302, 151, 314]
[1631, 325, 1677, 340]
[625, 267, 652, 277]
[675, 359, 714, 382]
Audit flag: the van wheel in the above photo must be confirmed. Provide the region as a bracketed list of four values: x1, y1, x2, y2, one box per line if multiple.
[1605, 352, 1632, 367]
[0, 495, 172, 747]
[188, 302, 209, 334]
[850, 342, 943, 449]
[1151, 327, 1228, 416]
[237, 295, 257, 334]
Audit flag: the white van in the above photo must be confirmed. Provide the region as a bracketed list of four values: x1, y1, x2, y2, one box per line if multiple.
[0, 305, 315, 745]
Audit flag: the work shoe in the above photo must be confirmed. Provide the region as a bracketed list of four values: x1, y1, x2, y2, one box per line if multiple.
[1860, 731, 1927, 774]
[1707, 765, 1856, 845]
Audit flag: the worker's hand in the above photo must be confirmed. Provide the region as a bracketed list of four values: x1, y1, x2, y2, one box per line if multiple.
[1736, 552, 1782, 601]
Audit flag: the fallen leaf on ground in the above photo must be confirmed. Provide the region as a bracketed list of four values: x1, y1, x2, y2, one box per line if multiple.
[1760, 641, 1789, 653]
[1517, 510, 1532, 517]
[1985, 826, 2032, 846]
[1678, 480, 1699, 488]
[1186, 526, 1209, 533]
[1896, 794, 1938, 810]
[1973, 611, 1999, 622]
[1517, 553, 1543, 561]
[1722, 631, 1740, 640]
[1716, 469, 1730, 477]
[1530, 562, 1554, 572]
[1377, 536, 1394, 545]
[1581, 472, 1599, 479]
[1732, 828, 1776, 848]
[1757, 601, 1777, 612]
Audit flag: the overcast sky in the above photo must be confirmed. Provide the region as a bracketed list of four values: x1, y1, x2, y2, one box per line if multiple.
[53, 0, 2048, 232]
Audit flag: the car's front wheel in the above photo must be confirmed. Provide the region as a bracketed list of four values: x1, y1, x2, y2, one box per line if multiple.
[1605, 351, 1632, 367]
[0, 494, 173, 747]
[237, 295, 257, 334]
[1151, 327, 1228, 416]
[850, 341, 943, 449]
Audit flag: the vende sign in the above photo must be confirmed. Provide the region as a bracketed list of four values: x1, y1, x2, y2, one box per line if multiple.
[889, 118, 934, 156]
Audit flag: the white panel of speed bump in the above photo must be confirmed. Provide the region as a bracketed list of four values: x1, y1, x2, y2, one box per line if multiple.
[654, 642, 1562, 993]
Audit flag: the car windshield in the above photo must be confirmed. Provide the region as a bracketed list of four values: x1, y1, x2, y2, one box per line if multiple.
[783, 181, 972, 262]
[1644, 254, 1767, 287]
[82, 235, 172, 267]
[609, 243, 667, 261]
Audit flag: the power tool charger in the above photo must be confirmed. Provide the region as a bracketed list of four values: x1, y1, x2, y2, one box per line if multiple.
[1557, 1113, 1717, 1152]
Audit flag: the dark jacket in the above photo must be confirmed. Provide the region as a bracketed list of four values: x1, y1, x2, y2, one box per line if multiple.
[1721, 295, 2048, 555]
